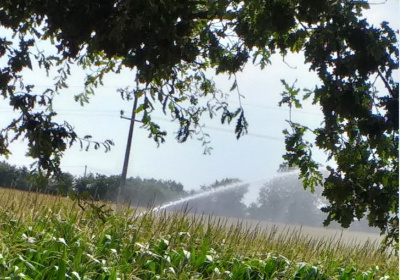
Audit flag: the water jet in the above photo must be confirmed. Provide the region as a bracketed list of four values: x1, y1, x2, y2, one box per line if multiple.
[146, 170, 301, 214]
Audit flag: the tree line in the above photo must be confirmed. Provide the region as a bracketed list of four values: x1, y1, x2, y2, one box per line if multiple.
[0, 161, 187, 206]
[0, 161, 375, 233]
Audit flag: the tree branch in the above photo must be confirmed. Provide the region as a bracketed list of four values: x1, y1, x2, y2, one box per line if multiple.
[377, 70, 393, 94]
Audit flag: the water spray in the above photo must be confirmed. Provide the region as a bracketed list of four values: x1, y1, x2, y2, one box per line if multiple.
[136, 170, 302, 217]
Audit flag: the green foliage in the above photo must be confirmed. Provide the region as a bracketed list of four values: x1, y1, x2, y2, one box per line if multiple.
[0, 0, 398, 245]
[74, 173, 120, 201]
[276, 5, 399, 242]
[0, 191, 397, 279]
[123, 177, 187, 207]
[185, 178, 249, 218]
[0, 160, 73, 194]
[248, 173, 326, 227]
[0, 161, 187, 206]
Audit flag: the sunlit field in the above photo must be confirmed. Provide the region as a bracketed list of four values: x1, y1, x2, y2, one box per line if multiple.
[0, 188, 398, 279]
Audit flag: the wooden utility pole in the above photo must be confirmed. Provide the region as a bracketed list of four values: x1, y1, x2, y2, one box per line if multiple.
[117, 95, 139, 206]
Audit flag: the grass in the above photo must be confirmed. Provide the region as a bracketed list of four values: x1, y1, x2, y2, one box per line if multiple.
[0, 188, 398, 279]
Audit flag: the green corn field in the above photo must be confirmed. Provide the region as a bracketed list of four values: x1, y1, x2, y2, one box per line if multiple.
[0, 188, 398, 280]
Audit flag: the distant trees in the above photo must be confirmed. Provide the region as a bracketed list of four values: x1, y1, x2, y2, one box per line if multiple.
[0, 161, 24, 189]
[74, 173, 120, 201]
[123, 178, 186, 206]
[0, 160, 73, 194]
[172, 178, 249, 218]
[67, 175, 188, 206]
[246, 172, 378, 233]
[247, 172, 326, 227]
[0, 161, 187, 206]
[0, 161, 247, 212]
[0, 161, 383, 234]
[47, 172, 75, 195]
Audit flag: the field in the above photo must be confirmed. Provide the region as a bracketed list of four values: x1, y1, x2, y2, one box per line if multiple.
[0, 188, 398, 279]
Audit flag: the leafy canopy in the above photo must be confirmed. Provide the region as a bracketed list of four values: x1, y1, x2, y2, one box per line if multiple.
[0, 0, 398, 245]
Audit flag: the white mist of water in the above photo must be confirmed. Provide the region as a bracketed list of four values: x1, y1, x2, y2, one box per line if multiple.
[155, 182, 244, 211]
[149, 170, 301, 213]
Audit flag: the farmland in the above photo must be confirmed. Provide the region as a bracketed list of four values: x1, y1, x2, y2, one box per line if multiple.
[0, 188, 398, 279]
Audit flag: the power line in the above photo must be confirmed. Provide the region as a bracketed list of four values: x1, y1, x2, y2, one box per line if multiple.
[0, 108, 285, 141]
[203, 125, 283, 141]
[148, 116, 284, 141]
[3, 84, 323, 117]
[0, 101, 323, 116]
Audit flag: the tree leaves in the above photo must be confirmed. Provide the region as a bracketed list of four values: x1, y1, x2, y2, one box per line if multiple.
[235, 111, 248, 140]
[278, 79, 302, 110]
[277, 2, 398, 247]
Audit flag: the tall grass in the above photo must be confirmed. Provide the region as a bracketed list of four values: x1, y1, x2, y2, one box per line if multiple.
[0, 188, 398, 279]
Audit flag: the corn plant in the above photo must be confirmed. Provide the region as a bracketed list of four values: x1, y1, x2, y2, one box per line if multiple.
[0, 188, 398, 279]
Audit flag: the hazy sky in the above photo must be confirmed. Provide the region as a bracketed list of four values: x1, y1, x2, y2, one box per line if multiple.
[0, 1, 398, 204]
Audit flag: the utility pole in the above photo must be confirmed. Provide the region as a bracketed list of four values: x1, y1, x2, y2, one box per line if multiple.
[117, 94, 140, 206]
[84, 165, 87, 178]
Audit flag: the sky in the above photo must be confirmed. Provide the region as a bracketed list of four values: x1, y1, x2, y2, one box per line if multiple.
[0, 1, 399, 205]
